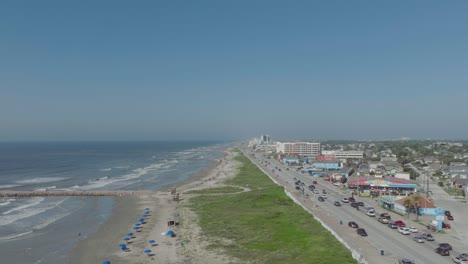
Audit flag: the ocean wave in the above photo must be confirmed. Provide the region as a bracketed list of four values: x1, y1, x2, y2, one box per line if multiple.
[100, 168, 112, 172]
[2, 197, 45, 215]
[15, 177, 69, 185]
[0, 231, 34, 241]
[0, 201, 11, 206]
[0, 198, 67, 226]
[0, 184, 20, 190]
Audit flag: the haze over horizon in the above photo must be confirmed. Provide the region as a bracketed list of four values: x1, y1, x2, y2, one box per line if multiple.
[2, 1, 468, 141]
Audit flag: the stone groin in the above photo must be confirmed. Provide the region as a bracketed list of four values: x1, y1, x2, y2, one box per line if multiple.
[0, 190, 150, 198]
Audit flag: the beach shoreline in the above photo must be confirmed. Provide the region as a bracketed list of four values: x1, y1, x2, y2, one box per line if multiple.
[67, 150, 236, 264]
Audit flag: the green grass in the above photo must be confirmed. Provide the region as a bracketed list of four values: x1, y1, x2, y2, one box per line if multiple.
[444, 188, 465, 197]
[186, 152, 357, 264]
[185, 186, 244, 194]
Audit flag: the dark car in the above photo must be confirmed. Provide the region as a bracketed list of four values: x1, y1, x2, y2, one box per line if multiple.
[350, 202, 359, 208]
[312, 180, 318, 184]
[356, 228, 367, 236]
[387, 221, 398, 229]
[322, 190, 327, 194]
[357, 201, 364, 207]
[398, 259, 415, 264]
[348, 197, 356, 203]
[334, 201, 341, 206]
[435, 247, 450, 256]
[295, 186, 301, 190]
[439, 243, 452, 251]
[421, 233, 435, 241]
[447, 215, 454, 221]
[445, 211, 451, 216]
[442, 222, 451, 229]
[348, 221, 359, 228]
[318, 196, 325, 202]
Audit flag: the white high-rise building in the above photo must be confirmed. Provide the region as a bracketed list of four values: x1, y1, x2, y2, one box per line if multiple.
[276, 142, 321, 156]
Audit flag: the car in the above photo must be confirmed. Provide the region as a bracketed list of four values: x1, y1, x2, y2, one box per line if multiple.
[308, 185, 314, 191]
[348, 197, 356, 203]
[318, 196, 325, 202]
[357, 201, 364, 207]
[356, 228, 367, 236]
[378, 217, 389, 224]
[322, 189, 327, 194]
[435, 247, 450, 256]
[348, 221, 359, 228]
[313, 189, 319, 194]
[448, 215, 454, 221]
[421, 233, 435, 241]
[366, 211, 376, 217]
[380, 213, 391, 219]
[295, 181, 300, 185]
[460, 253, 468, 259]
[445, 211, 452, 216]
[442, 222, 451, 229]
[387, 222, 398, 229]
[413, 236, 425, 243]
[408, 226, 418, 233]
[295, 186, 301, 190]
[321, 194, 327, 199]
[453, 256, 468, 264]
[334, 201, 341, 206]
[341, 197, 349, 203]
[398, 259, 415, 264]
[398, 227, 410, 235]
[312, 180, 318, 184]
[439, 243, 453, 251]
[394, 220, 406, 227]
[333, 182, 342, 186]
[350, 202, 359, 208]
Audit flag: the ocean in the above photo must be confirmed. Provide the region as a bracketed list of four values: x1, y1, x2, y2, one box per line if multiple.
[0, 141, 227, 264]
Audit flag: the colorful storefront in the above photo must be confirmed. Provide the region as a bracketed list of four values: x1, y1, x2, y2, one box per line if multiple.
[348, 176, 417, 197]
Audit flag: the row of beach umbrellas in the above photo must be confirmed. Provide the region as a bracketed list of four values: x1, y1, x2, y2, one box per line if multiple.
[104, 208, 155, 263]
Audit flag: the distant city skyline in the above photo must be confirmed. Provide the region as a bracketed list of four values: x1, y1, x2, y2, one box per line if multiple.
[1, 1, 468, 141]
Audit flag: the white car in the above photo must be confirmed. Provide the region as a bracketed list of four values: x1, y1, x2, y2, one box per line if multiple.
[453, 256, 468, 264]
[408, 226, 418, 233]
[413, 236, 425, 243]
[398, 227, 410, 235]
[366, 211, 376, 217]
[313, 189, 319, 194]
[321, 194, 327, 199]
[341, 197, 349, 203]
[333, 182, 342, 186]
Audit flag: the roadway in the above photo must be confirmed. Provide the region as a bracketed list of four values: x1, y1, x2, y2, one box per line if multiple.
[242, 149, 461, 264]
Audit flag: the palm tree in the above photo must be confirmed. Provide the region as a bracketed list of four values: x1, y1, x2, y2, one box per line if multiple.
[412, 194, 422, 221]
[403, 198, 413, 218]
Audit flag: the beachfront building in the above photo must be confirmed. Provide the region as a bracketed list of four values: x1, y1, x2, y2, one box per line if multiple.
[276, 142, 321, 157]
[348, 176, 417, 197]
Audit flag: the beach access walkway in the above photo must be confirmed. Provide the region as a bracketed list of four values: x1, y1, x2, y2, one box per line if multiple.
[0, 190, 150, 198]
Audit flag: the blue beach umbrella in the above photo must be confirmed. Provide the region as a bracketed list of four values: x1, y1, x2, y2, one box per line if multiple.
[144, 249, 152, 255]
[102, 261, 111, 264]
[139, 218, 145, 223]
[123, 237, 130, 242]
[145, 208, 150, 211]
[135, 223, 140, 226]
[127, 232, 134, 237]
[133, 227, 138, 231]
[148, 239, 155, 244]
[119, 243, 126, 248]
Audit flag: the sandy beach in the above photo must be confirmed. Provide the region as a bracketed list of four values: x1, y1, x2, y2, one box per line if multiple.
[68, 150, 239, 264]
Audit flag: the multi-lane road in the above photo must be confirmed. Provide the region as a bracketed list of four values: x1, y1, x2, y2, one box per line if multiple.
[242, 149, 466, 264]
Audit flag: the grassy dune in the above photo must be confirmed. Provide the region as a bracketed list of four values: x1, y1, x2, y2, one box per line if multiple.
[187, 152, 357, 264]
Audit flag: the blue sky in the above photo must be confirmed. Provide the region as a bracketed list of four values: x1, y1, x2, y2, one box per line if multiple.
[1, 1, 468, 141]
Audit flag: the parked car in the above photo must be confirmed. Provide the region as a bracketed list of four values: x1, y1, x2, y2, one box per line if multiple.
[321, 194, 327, 199]
[348, 221, 359, 228]
[408, 226, 418, 233]
[322, 189, 327, 194]
[318, 196, 325, 202]
[357, 201, 364, 207]
[421, 233, 435, 241]
[452, 256, 468, 264]
[350, 202, 359, 208]
[398, 227, 410, 235]
[334, 201, 341, 206]
[398, 259, 415, 264]
[333, 182, 342, 186]
[413, 236, 425, 243]
[439, 243, 453, 251]
[356, 228, 367, 236]
[448, 215, 454, 221]
[341, 197, 349, 203]
[445, 211, 451, 216]
[387, 221, 398, 229]
[443, 222, 451, 229]
[435, 247, 450, 256]
[313, 189, 319, 194]
[348, 197, 356, 203]
[295, 186, 301, 190]
[366, 211, 376, 217]
[378, 217, 389, 224]
[394, 220, 406, 227]
[380, 213, 391, 220]
[312, 180, 318, 184]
